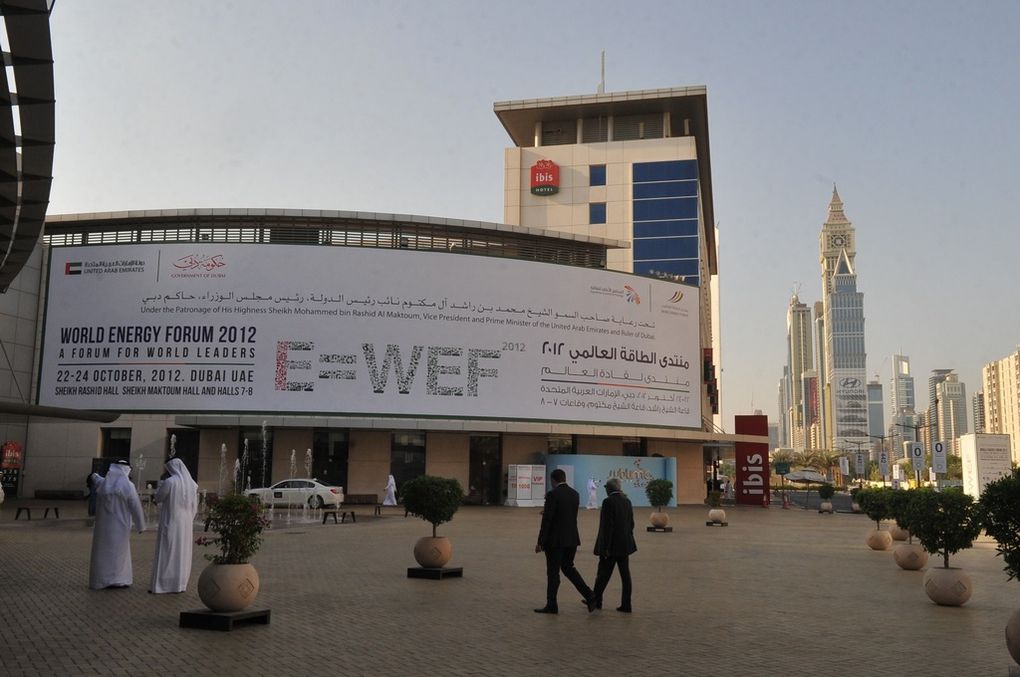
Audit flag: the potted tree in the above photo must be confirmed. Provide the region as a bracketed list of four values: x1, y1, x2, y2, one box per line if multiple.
[858, 488, 892, 551]
[645, 479, 673, 530]
[886, 489, 927, 570]
[906, 488, 982, 606]
[977, 468, 1020, 662]
[401, 474, 465, 570]
[817, 483, 835, 514]
[195, 493, 271, 612]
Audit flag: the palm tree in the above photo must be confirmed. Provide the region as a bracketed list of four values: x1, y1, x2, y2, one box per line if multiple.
[815, 450, 843, 484]
[793, 449, 820, 472]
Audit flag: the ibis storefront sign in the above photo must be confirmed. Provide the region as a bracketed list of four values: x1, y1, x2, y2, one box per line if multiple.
[530, 159, 560, 195]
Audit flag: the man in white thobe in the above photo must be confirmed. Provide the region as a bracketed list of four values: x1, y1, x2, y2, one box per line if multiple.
[587, 478, 599, 509]
[150, 458, 198, 594]
[89, 462, 146, 589]
[382, 474, 397, 506]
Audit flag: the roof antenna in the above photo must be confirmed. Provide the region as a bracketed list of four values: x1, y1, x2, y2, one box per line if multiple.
[597, 50, 605, 94]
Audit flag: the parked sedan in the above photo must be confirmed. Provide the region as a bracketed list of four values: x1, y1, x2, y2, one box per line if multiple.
[247, 479, 343, 508]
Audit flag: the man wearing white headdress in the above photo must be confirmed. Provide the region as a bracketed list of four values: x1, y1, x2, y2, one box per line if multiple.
[382, 474, 397, 506]
[586, 478, 599, 509]
[150, 458, 199, 593]
[89, 461, 146, 589]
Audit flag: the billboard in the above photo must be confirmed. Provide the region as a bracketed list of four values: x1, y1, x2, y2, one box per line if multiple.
[546, 454, 677, 508]
[40, 244, 700, 427]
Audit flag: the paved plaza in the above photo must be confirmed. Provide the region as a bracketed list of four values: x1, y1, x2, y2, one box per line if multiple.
[1, 498, 1016, 676]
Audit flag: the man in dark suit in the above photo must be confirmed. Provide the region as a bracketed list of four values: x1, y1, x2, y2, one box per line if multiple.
[535, 468, 596, 614]
[592, 477, 637, 612]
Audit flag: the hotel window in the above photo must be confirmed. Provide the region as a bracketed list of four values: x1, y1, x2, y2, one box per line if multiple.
[589, 164, 606, 186]
[589, 202, 606, 224]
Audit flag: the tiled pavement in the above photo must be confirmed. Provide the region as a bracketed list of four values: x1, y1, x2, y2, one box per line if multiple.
[1, 498, 1016, 676]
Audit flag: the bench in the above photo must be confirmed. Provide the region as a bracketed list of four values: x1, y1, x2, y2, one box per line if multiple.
[344, 494, 382, 517]
[14, 506, 60, 520]
[321, 508, 356, 524]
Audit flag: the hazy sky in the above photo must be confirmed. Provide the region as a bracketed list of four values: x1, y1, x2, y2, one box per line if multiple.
[47, 1, 1020, 430]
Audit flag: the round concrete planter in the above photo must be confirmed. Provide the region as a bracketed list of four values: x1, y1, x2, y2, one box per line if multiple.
[850, 501, 861, 513]
[866, 529, 892, 551]
[708, 508, 726, 524]
[650, 510, 670, 528]
[893, 542, 928, 570]
[818, 501, 833, 514]
[889, 524, 909, 541]
[197, 563, 260, 612]
[413, 536, 452, 568]
[1005, 608, 1020, 665]
[923, 567, 973, 606]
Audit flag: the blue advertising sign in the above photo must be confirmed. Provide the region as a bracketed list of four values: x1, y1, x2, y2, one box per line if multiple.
[546, 454, 677, 507]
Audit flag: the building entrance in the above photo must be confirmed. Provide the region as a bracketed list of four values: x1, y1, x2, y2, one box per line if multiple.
[468, 435, 501, 505]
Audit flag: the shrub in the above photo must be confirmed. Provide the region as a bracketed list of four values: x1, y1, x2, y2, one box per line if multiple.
[906, 488, 981, 569]
[707, 490, 722, 508]
[645, 479, 674, 509]
[196, 493, 270, 564]
[885, 489, 914, 533]
[400, 475, 465, 537]
[818, 484, 835, 500]
[978, 468, 1020, 581]
[857, 488, 890, 529]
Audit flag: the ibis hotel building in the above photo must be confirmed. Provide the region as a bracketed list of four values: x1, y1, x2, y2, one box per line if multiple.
[5, 86, 765, 506]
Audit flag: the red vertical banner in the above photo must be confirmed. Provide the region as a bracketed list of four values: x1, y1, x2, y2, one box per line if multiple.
[734, 415, 769, 506]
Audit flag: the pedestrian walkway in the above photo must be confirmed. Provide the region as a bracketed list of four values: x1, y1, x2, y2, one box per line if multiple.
[0, 499, 1015, 676]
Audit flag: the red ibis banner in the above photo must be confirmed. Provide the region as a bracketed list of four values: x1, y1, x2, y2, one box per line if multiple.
[1, 441, 23, 469]
[530, 159, 559, 195]
[734, 414, 769, 505]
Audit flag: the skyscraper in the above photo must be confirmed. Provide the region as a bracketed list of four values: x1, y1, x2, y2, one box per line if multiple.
[933, 371, 968, 454]
[786, 294, 813, 448]
[982, 349, 1020, 462]
[867, 380, 884, 460]
[888, 354, 919, 459]
[818, 187, 868, 451]
[973, 391, 985, 434]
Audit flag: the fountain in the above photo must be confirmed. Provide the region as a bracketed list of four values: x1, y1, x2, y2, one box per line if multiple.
[287, 449, 296, 525]
[218, 444, 227, 499]
[304, 448, 314, 522]
[260, 420, 268, 491]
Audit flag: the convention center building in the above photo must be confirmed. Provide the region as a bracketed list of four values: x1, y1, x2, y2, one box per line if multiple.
[1, 86, 768, 506]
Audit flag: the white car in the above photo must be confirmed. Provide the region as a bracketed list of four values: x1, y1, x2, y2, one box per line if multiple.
[247, 479, 343, 509]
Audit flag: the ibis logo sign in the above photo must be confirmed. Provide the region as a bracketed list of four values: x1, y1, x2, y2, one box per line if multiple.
[530, 159, 559, 195]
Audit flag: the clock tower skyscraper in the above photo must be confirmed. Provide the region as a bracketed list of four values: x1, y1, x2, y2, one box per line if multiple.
[819, 187, 869, 451]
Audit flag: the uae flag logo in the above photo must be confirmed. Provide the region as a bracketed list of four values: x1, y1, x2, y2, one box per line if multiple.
[64, 262, 82, 275]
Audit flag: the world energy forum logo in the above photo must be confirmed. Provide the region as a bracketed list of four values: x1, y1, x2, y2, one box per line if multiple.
[668, 290, 684, 303]
[623, 285, 641, 304]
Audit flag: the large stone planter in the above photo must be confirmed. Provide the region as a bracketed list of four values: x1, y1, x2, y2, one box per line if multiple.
[197, 563, 260, 612]
[413, 536, 452, 568]
[866, 529, 892, 551]
[893, 542, 928, 570]
[889, 524, 909, 541]
[650, 510, 670, 528]
[1005, 608, 1020, 665]
[818, 501, 833, 514]
[707, 508, 726, 524]
[923, 566, 973, 606]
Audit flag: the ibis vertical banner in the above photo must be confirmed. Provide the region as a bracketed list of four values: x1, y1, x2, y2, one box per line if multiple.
[734, 414, 770, 505]
[39, 244, 700, 427]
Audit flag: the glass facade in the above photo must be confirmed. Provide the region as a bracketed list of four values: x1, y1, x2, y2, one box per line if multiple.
[632, 160, 700, 285]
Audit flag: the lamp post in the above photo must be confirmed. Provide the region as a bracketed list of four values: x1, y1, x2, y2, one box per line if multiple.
[894, 422, 926, 488]
[844, 440, 867, 489]
[868, 433, 894, 487]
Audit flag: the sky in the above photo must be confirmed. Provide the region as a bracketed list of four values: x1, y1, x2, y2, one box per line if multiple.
[46, 1, 1020, 430]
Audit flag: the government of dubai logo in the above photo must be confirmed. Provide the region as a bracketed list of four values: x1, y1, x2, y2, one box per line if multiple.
[624, 285, 641, 304]
[530, 159, 559, 195]
[64, 262, 82, 275]
[668, 290, 684, 303]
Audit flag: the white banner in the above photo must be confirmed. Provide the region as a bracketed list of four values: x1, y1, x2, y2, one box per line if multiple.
[854, 452, 865, 475]
[839, 456, 849, 475]
[40, 244, 701, 428]
[908, 442, 926, 472]
[878, 451, 889, 477]
[932, 440, 948, 474]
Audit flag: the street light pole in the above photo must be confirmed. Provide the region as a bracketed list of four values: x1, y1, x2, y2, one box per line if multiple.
[894, 422, 925, 488]
[868, 433, 893, 488]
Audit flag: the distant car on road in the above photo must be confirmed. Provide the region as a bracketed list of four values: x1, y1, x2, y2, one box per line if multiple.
[247, 479, 343, 508]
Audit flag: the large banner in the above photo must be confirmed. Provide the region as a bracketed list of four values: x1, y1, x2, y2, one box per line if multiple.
[40, 244, 700, 427]
[547, 454, 677, 508]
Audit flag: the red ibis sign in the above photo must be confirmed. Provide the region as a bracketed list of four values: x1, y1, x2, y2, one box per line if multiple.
[530, 160, 559, 195]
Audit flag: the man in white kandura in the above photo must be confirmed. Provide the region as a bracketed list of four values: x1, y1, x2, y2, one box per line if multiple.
[382, 474, 398, 506]
[587, 478, 599, 509]
[89, 461, 146, 590]
[150, 458, 199, 594]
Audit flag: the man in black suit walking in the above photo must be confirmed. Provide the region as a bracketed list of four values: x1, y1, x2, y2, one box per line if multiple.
[534, 468, 596, 614]
[592, 477, 637, 612]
